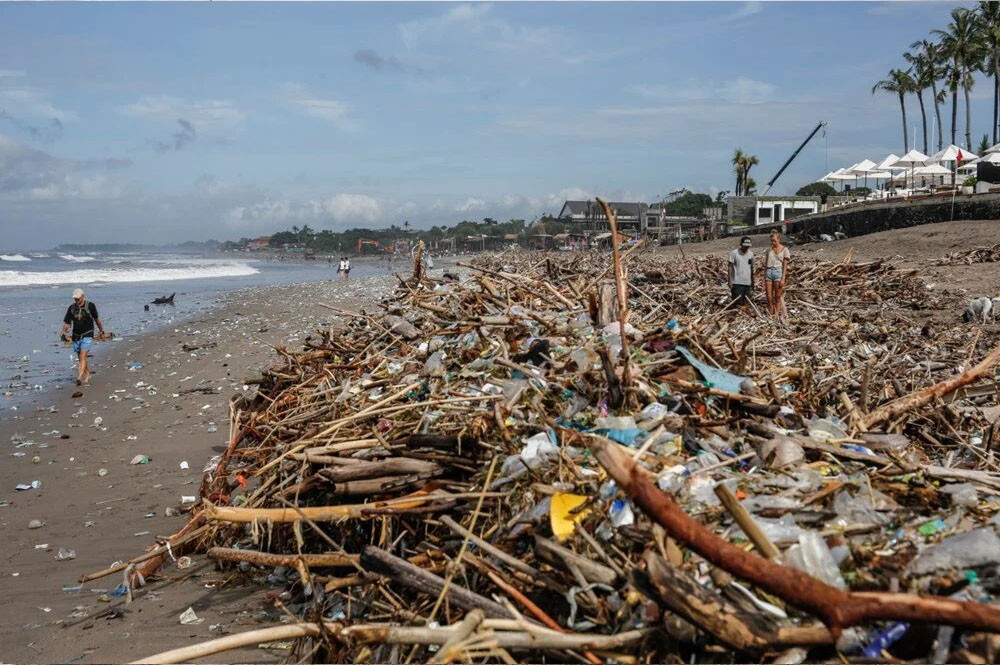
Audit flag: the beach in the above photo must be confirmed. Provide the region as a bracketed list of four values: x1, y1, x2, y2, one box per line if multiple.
[0, 273, 396, 664]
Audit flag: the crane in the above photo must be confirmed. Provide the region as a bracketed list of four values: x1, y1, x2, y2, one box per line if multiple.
[759, 121, 827, 197]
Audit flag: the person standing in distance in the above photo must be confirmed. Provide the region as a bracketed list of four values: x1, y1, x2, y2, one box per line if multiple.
[728, 236, 755, 314]
[60, 288, 105, 386]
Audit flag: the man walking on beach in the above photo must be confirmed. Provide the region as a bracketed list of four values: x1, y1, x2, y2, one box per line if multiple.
[727, 236, 755, 314]
[59, 288, 105, 386]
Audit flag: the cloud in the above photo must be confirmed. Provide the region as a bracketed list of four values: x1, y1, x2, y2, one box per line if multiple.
[0, 83, 76, 123]
[399, 3, 494, 49]
[280, 83, 358, 131]
[354, 49, 404, 72]
[455, 196, 487, 213]
[122, 95, 244, 127]
[632, 77, 776, 104]
[0, 70, 26, 79]
[224, 193, 383, 228]
[721, 2, 763, 21]
[0, 134, 127, 202]
[153, 118, 196, 153]
[0, 110, 63, 142]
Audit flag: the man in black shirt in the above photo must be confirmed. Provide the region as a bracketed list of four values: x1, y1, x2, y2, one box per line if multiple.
[60, 288, 105, 386]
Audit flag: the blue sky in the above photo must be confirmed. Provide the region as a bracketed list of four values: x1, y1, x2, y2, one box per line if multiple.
[0, 1, 984, 247]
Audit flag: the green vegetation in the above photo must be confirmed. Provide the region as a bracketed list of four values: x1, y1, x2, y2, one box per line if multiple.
[731, 149, 759, 196]
[220, 217, 575, 254]
[795, 182, 836, 196]
[885, 3, 1000, 154]
[662, 189, 715, 216]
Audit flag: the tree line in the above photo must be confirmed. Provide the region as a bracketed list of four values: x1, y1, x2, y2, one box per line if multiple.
[873, 2, 1000, 156]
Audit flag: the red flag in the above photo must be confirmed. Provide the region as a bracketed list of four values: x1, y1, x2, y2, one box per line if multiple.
[957, 149, 964, 165]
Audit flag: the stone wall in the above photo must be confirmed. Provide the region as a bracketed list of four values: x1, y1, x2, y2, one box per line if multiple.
[785, 192, 1000, 238]
[727, 196, 757, 225]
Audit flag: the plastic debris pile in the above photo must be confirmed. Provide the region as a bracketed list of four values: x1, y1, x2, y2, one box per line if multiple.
[100, 247, 1000, 664]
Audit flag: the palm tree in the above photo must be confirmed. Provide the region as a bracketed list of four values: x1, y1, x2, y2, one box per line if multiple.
[903, 52, 930, 153]
[873, 68, 916, 153]
[741, 154, 759, 195]
[934, 7, 984, 148]
[979, 132, 991, 155]
[731, 148, 746, 195]
[912, 39, 947, 151]
[978, 2, 1000, 144]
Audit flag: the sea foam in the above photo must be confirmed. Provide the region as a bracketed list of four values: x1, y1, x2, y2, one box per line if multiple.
[0, 262, 260, 287]
[1, 254, 31, 262]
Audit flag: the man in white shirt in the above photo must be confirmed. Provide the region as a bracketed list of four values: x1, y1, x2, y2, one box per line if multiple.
[728, 236, 755, 313]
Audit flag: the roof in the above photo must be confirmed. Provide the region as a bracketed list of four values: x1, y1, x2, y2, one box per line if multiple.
[559, 200, 648, 218]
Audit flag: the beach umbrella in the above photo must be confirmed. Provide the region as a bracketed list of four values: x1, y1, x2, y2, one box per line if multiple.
[848, 159, 879, 190]
[890, 149, 930, 190]
[913, 163, 951, 187]
[929, 145, 977, 184]
[985, 142, 1000, 155]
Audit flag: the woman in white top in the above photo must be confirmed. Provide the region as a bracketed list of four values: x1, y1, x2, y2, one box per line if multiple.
[764, 230, 790, 317]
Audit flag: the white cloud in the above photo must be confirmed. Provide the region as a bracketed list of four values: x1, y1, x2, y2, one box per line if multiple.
[0, 83, 76, 122]
[0, 135, 126, 202]
[121, 95, 245, 126]
[632, 77, 776, 104]
[455, 196, 487, 213]
[0, 70, 26, 79]
[400, 3, 494, 49]
[224, 192, 381, 228]
[280, 83, 358, 131]
[721, 2, 763, 22]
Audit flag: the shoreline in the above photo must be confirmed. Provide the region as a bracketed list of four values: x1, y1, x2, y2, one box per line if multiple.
[0, 273, 396, 664]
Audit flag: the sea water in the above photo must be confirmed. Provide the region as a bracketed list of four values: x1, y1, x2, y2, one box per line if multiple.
[0, 251, 379, 406]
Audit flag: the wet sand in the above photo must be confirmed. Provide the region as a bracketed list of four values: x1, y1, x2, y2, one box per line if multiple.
[0, 274, 394, 663]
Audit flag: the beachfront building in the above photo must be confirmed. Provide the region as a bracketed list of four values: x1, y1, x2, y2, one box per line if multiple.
[247, 236, 272, 251]
[727, 195, 820, 226]
[558, 200, 650, 235]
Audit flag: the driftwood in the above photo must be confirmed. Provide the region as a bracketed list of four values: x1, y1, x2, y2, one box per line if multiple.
[207, 547, 357, 568]
[592, 436, 1000, 634]
[360, 545, 511, 618]
[862, 344, 1000, 428]
[636, 551, 834, 650]
[132, 619, 653, 665]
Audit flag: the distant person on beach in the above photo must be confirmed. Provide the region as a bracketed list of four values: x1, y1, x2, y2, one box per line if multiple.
[59, 288, 105, 386]
[764, 230, 790, 318]
[338, 256, 351, 280]
[727, 236, 754, 314]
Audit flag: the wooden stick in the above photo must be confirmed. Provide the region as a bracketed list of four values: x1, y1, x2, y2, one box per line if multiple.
[713, 483, 780, 559]
[207, 547, 358, 568]
[428, 609, 485, 664]
[360, 545, 511, 618]
[133, 620, 653, 664]
[862, 343, 1000, 429]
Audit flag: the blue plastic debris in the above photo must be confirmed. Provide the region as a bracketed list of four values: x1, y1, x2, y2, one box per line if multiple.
[861, 622, 908, 658]
[674, 345, 747, 395]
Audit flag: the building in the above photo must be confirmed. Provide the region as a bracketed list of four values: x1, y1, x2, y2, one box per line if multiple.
[558, 200, 650, 234]
[247, 236, 271, 251]
[727, 196, 820, 226]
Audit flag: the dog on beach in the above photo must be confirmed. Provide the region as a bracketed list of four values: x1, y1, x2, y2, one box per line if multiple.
[963, 296, 1000, 324]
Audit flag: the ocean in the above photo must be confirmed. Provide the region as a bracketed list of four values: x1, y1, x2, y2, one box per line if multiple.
[0, 251, 382, 407]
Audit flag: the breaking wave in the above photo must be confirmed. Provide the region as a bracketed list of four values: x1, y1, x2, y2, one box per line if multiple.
[1, 254, 31, 262]
[0, 262, 260, 287]
[59, 254, 97, 263]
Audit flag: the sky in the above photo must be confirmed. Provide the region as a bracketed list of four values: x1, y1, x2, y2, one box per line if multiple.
[0, 0, 987, 248]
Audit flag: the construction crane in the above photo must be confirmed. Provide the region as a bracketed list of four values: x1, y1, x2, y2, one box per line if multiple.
[759, 120, 827, 197]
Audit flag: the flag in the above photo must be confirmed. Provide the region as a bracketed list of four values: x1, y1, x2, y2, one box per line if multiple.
[957, 149, 964, 165]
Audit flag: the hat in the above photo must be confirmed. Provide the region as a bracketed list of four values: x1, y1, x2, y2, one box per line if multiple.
[740, 237, 752, 248]
[72, 288, 85, 299]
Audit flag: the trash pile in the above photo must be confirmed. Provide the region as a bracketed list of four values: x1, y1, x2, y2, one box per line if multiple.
[96, 246, 1000, 664]
[932, 241, 1000, 266]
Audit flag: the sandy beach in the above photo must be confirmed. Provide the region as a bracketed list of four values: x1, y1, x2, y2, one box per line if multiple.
[0, 274, 395, 664]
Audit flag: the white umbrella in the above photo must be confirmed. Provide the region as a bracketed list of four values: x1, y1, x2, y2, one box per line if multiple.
[847, 159, 880, 191]
[876, 154, 903, 171]
[960, 150, 1000, 173]
[913, 163, 951, 187]
[890, 149, 930, 190]
[985, 142, 1000, 155]
[930, 144, 979, 163]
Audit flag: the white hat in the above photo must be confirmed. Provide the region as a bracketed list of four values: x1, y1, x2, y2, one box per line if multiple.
[72, 288, 85, 299]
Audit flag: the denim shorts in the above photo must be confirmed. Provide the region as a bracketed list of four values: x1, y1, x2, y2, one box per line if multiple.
[72, 336, 93, 354]
[765, 266, 783, 282]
